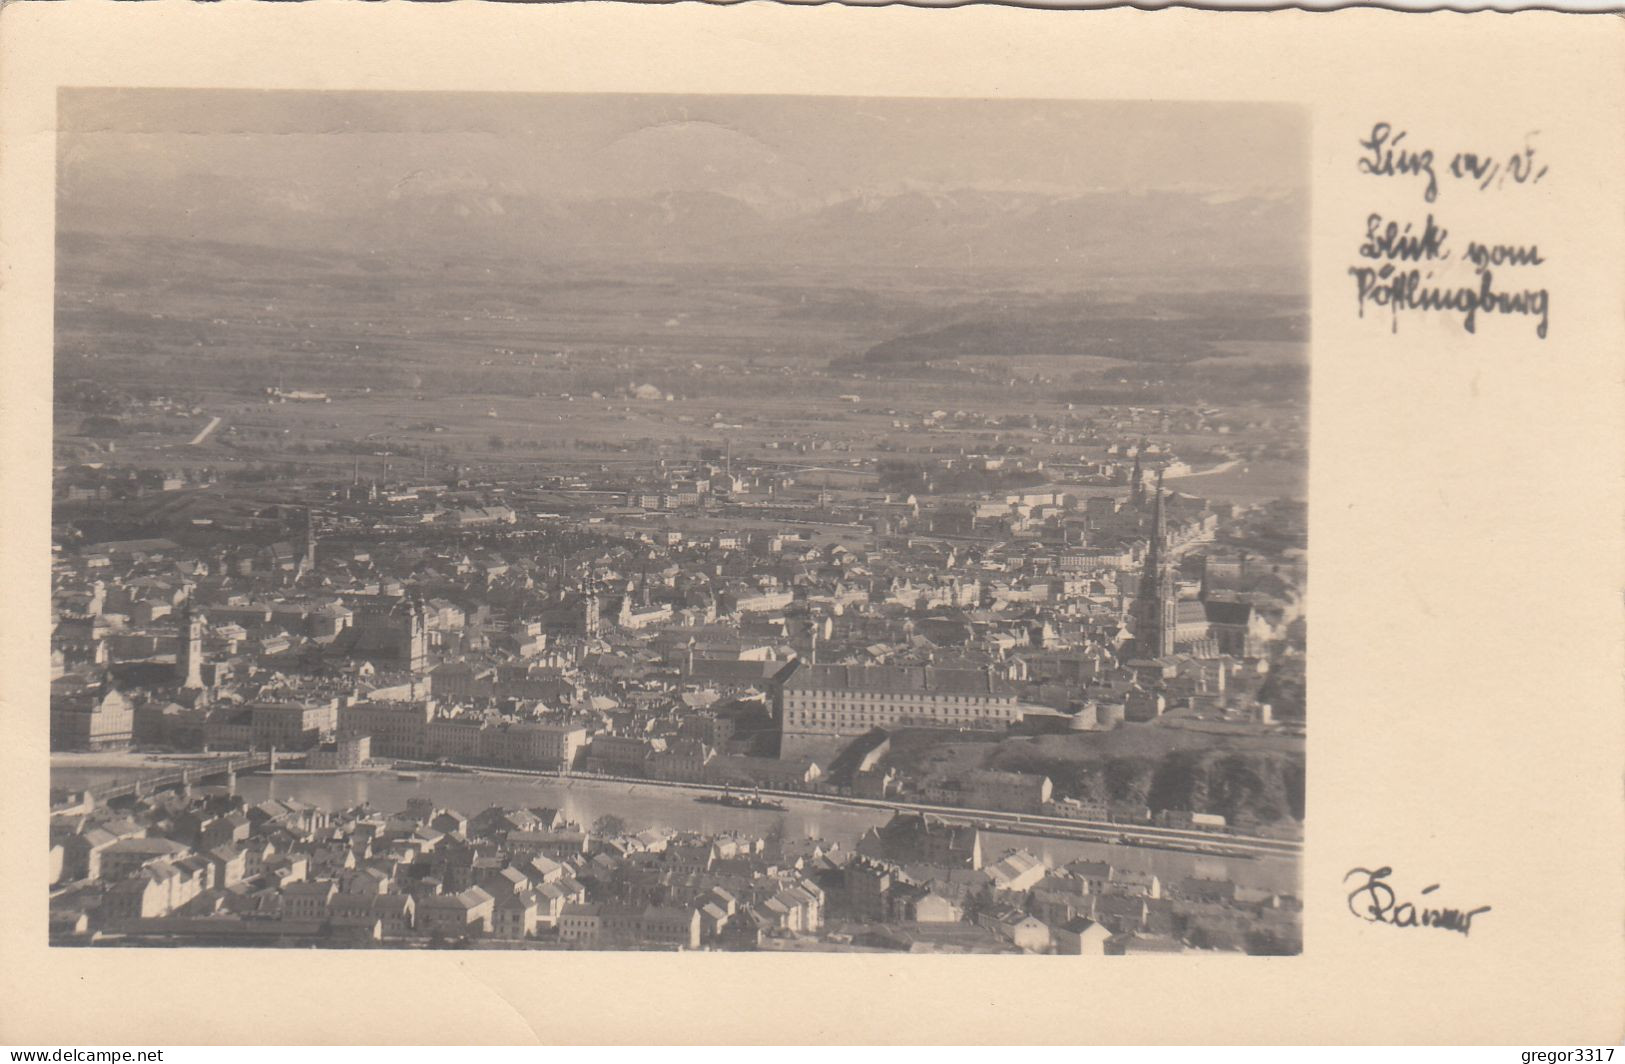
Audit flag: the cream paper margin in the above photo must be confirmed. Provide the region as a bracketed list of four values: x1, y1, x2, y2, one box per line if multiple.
[0, 3, 1620, 1045]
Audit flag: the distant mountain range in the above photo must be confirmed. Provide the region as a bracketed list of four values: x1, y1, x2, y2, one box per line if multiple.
[60, 163, 1305, 288]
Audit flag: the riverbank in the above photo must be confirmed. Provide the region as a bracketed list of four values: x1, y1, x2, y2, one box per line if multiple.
[233, 769, 1298, 893]
[268, 765, 400, 777]
[388, 760, 1299, 858]
[53, 750, 1296, 856]
[393, 761, 816, 805]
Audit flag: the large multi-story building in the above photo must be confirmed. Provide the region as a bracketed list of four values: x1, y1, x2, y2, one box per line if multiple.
[305, 735, 371, 770]
[424, 716, 487, 760]
[338, 698, 436, 760]
[248, 699, 339, 751]
[50, 685, 134, 751]
[1057, 546, 1138, 572]
[480, 721, 588, 770]
[781, 664, 1020, 739]
[597, 904, 702, 949]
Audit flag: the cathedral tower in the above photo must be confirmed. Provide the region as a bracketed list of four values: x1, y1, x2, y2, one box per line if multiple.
[177, 601, 204, 688]
[1130, 440, 1146, 510]
[404, 595, 428, 673]
[299, 507, 318, 577]
[1131, 470, 1177, 659]
[581, 573, 603, 638]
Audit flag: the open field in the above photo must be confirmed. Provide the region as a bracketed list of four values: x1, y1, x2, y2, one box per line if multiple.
[56, 231, 1305, 404]
[53, 231, 1308, 545]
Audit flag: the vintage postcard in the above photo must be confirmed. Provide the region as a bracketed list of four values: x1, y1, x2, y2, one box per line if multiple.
[0, 2, 1619, 1046]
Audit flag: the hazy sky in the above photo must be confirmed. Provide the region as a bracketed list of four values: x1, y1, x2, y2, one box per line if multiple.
[60, 88, 1306, 202]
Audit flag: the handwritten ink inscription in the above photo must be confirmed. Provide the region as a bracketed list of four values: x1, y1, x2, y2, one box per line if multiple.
[1357, 122, 1548, 203]
[1344, 866, 1491, 937]
[1350, 122, 1550, 339]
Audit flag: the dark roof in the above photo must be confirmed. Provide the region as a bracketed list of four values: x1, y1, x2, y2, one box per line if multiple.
[1203, 601, 1256, 625]
[783, 664, 1014, 697]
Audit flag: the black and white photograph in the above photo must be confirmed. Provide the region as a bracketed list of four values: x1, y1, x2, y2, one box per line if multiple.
[47, 88, 1308, 955]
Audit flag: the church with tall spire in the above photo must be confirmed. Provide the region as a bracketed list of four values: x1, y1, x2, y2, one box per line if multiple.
[581, 570, 603, 638]
[1131, 469, 1178, 659]
[175, 599, 205, 689]
[1129, 439, 1147, 511]
[296, 507, 318, 579]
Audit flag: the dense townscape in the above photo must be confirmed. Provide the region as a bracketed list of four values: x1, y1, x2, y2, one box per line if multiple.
[51, 400, 1306, 954]
[49, 89, 1307, 955]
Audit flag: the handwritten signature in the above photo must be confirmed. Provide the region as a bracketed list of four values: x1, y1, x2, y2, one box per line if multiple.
[1344, 866, 1491, 937]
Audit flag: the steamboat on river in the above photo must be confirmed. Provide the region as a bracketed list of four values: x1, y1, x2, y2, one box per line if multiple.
[696, 789, 788, 812]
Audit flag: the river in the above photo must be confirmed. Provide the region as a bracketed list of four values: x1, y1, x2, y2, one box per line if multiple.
[226, 769, 1298, 894]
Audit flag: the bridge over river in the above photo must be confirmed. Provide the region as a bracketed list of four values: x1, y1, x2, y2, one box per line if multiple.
[56, 753, 275, 807]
